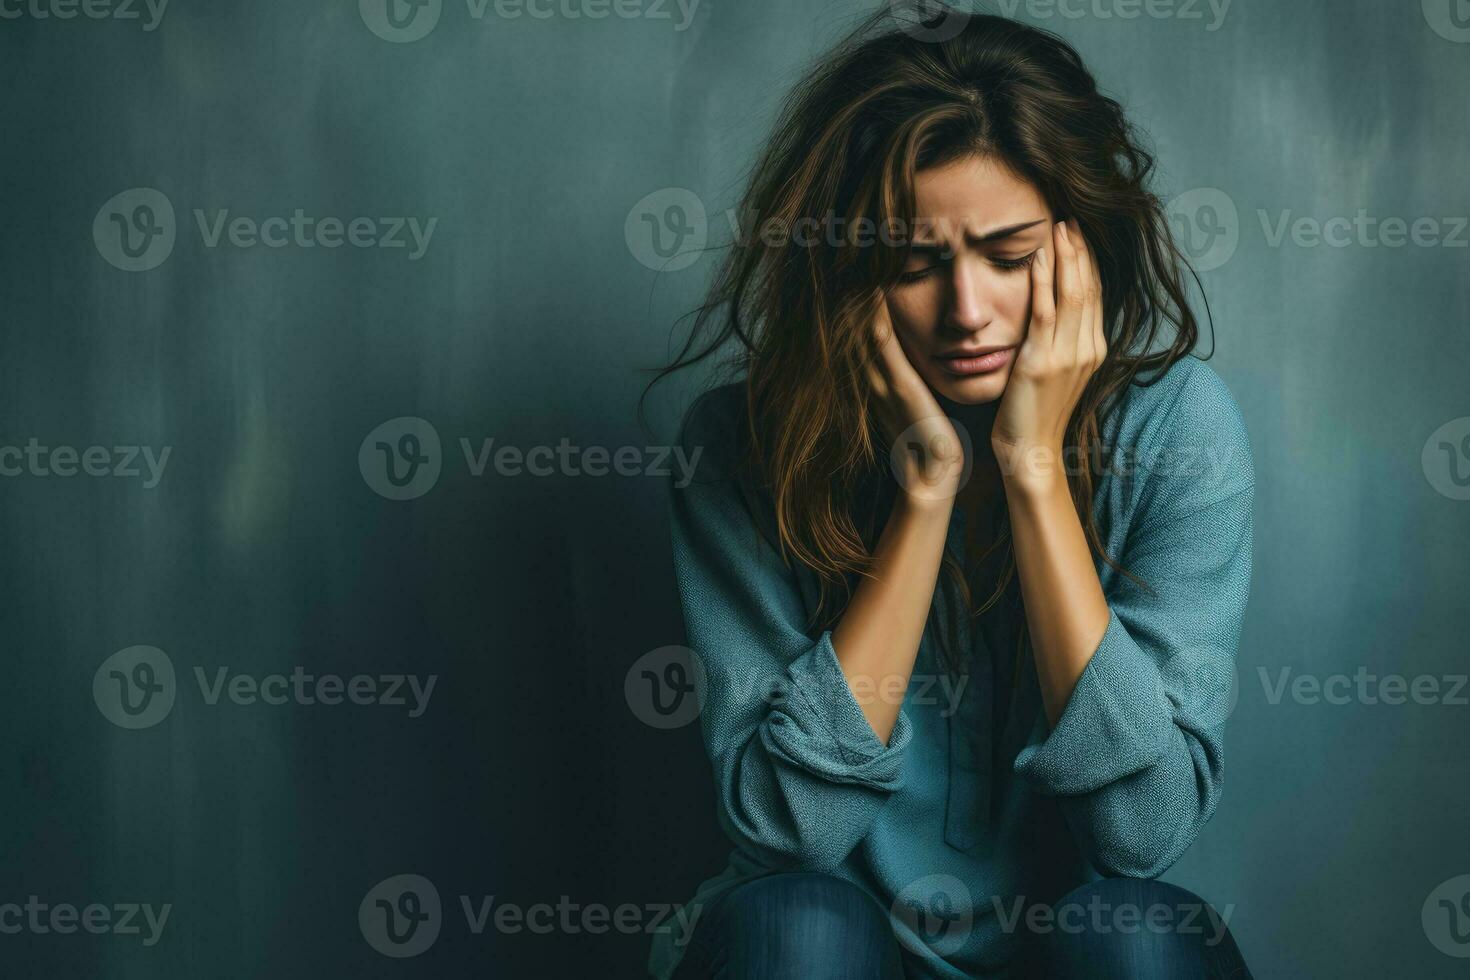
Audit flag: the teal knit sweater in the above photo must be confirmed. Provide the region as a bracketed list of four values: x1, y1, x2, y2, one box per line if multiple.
[648, 356, 1256, 979]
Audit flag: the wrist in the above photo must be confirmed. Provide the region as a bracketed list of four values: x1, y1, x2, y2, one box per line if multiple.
[994, 440, 1070, 497]
[894, 486, 958, 520]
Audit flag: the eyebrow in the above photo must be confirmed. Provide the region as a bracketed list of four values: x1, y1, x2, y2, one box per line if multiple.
[910, 218, 1048, 248]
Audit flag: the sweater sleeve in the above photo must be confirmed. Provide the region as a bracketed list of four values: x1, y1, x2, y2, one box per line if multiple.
[667, 389, 911, 873]
[1011, 366, 1256, 879]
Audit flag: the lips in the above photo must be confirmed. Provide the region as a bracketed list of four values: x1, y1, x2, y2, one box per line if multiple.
[937, 345, 1012, 358]
[934, 346, 1015, 376]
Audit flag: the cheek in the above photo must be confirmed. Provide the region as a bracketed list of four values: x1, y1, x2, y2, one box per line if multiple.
[886, 289, 939, 338]
[1002, 275, 1033, 318]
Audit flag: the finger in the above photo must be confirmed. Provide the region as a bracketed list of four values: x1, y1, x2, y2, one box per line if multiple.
[1028, 239, 1057, 349]
[874, 300, 920, 393]
[1052, 219, 1082, 350]
[874, 307, 905, 382]
[1070, 224, 1099, 355]
[1091, 267, 1107, 366]
[868, 289, 890, 341]
[1090, 301, 1106, 367]
[867, 292, 895, 363]
[862, 290, 892, 386]
[1080, 234, 1108, 366]
[873, 297, 935, 416]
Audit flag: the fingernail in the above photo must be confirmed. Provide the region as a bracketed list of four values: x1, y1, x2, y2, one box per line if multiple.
[1058, 221, 1070, 242]
[1037, 246, 1047, 265]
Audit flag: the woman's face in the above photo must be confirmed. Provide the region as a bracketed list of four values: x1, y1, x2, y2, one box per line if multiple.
[884, 153, 1054, 406]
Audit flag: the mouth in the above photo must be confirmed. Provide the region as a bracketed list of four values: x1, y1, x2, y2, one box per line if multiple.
[933, 346, 1016, 377]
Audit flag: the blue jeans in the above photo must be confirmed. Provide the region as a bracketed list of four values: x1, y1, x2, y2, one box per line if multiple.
[670, 872, 1253, 979]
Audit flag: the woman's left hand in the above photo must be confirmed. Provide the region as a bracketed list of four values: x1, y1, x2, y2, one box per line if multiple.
[990, 218, 1107, 485]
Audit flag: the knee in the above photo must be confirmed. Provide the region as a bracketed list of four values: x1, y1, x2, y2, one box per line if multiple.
[1026, 877, 1236, 980]
[716, 872, 902, 979]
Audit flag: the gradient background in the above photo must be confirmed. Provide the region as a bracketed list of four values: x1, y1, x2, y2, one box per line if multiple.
[2, 0, 1468, 976]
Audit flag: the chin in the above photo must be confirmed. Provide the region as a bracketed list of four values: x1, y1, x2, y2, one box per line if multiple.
[931, 368, 1010, 405]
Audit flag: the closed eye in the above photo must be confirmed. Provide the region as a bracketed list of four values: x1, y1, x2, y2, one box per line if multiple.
[897, 263, 942, 284]
[897, 250, 1038, 284]
[990, 251, 1038, 273]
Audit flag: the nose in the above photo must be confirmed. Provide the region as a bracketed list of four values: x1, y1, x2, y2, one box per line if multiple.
[942, 253, 999, 334]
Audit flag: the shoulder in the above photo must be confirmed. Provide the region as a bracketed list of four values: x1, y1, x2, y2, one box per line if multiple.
[1101, 356, 1255, 522]
[1108, 357, 1250, 446]
[675, 380, 751, 485]
[678, 380, 747, 455]
[668, 380, 794, 570]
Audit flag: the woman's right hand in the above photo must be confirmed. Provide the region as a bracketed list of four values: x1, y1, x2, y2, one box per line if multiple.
[865, 291, 967, 504]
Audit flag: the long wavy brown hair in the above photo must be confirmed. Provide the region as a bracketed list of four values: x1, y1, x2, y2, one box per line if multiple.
[639, 2, 1212, 688]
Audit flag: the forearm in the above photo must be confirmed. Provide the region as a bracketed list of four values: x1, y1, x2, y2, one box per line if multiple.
[1004, 460, 1111, 727]
[830, 493, 953, 745]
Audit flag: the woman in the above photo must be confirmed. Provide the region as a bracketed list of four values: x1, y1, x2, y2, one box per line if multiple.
[641, 5, 1255, 977]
